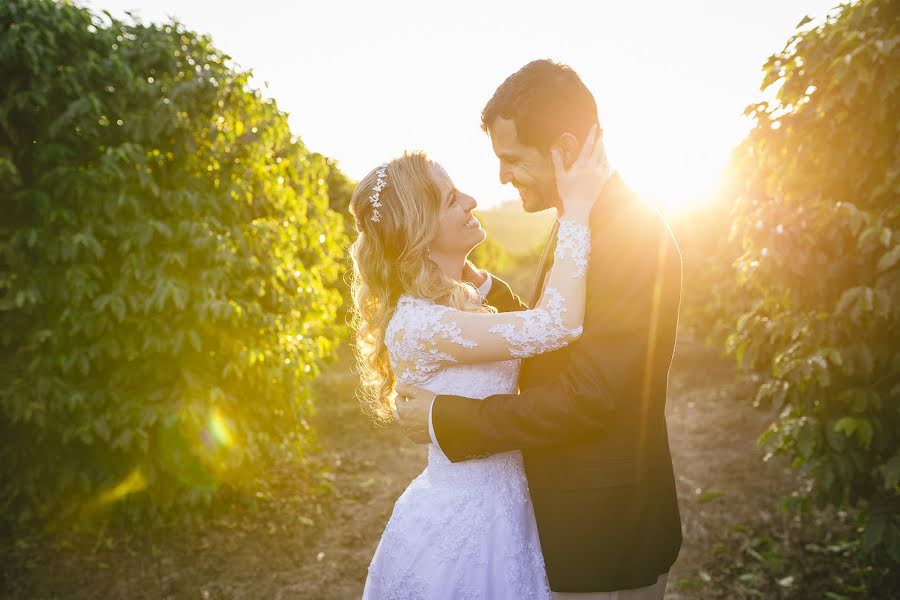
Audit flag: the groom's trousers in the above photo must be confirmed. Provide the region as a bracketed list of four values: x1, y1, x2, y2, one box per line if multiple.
[550, 572, 668, 600]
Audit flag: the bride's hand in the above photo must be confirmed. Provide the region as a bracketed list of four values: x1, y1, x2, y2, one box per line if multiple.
[552, 124, 610, 221]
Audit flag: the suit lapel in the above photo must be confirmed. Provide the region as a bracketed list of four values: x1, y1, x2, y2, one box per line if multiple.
[528, 219, 560, 308]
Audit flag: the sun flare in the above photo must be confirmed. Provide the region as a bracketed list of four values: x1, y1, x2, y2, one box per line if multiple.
[611, 144, 727, 216]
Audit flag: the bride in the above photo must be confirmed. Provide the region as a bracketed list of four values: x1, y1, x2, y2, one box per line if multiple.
[349, 126, 608, 599]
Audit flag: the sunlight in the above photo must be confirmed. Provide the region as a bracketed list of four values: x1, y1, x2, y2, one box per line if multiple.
[609, 136, 728, 216]
[83, 0, 838, 212]
[632, 164, 722, 216]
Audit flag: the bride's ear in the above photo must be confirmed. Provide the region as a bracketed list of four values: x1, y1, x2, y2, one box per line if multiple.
[551, 133, 580, 169]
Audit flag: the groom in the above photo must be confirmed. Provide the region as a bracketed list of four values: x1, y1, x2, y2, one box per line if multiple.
[396, 60, 683, 599]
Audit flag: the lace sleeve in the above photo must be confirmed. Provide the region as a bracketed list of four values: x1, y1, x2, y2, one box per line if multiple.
[385, 219, 591, 379]
[385, 298, 478, 383]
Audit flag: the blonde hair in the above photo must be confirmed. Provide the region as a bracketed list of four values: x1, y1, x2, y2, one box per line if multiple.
[349, 152, 491, 422]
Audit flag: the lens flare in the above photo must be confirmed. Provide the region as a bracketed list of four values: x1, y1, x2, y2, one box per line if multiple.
[94, 467, 148, 508]
[207, 406, 235, 448]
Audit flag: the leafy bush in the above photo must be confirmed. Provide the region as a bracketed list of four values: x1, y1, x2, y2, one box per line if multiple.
[728, 0, 899, 561]
[0, 0, 347, 525]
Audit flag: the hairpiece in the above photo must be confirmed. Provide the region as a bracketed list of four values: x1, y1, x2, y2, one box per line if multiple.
[369, 165, 388, 223]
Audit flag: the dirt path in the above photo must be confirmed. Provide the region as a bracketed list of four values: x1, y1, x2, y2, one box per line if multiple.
[290, 339, 805, 598]
[2, 339, 878, 599]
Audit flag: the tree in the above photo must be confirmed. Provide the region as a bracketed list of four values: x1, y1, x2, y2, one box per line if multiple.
[0, 0, 348, 524]
[730, 0, 899, 562]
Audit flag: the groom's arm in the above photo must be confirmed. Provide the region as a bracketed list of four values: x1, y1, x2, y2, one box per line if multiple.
[432, 221, 682, 461]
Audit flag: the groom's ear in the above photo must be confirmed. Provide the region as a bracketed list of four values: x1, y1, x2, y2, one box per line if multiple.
[551, 133, 580, 169]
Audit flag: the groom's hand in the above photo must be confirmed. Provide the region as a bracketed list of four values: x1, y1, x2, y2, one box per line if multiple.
[394, 383, 436, 445]
[462, 260, 489, 288]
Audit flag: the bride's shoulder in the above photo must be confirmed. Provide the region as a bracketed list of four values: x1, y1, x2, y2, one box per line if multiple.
[396, 293, 426, 305]
[394, 293, 430, 313]
[387, 295, 452, 332]
[392, 294, 438, 315]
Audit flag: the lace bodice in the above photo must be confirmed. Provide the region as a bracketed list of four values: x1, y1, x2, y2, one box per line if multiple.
[371, 339, 548, 599]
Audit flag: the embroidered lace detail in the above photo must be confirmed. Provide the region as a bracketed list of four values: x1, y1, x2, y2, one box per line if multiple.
[362, 438, 551, 599]
[365, 299, 554, 599]
[554, 218, 591, 279]
[487, 287, 582, 358]
[385, 296, 478, 383]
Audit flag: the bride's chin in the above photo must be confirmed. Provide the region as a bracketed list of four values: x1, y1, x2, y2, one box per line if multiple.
[469, 229, 487, 247]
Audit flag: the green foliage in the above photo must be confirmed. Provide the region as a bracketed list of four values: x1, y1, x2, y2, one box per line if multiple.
[317, 154, 356, 227]
[728, 0, 899, 561]
[468, 233, 509, 278]
[476, 200, 554, 254]
[0, 0, 348, 524]
[498, 240, 547, 300]
[313, 153, 356, 322]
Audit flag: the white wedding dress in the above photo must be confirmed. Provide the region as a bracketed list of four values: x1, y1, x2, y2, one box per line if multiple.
[361, 219, 591, 600]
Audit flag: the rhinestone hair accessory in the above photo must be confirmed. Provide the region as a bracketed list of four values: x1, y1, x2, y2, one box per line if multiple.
[369, 165, 388, 223]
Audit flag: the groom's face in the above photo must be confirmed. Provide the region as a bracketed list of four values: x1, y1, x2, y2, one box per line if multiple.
[487, 117, 558, 213]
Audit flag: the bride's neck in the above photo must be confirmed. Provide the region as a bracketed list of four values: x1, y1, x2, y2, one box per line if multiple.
[429, 251, 465, 282]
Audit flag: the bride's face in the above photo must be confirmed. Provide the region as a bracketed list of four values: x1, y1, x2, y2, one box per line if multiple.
[427, 162, 486, 260]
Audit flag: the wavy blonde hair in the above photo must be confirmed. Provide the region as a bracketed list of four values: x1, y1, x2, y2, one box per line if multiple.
[349, 152, 491, 422]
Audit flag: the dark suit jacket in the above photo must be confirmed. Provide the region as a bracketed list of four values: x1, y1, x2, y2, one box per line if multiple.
[434, 174, 683, 593]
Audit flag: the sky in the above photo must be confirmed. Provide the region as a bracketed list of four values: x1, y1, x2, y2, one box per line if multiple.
[82, 0, 841, 211]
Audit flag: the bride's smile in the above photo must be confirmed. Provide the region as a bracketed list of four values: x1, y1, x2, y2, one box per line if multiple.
[427, 161, 487, 275]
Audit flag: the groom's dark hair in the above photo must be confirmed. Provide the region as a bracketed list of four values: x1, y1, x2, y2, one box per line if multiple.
[481, 59, 599, 152]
